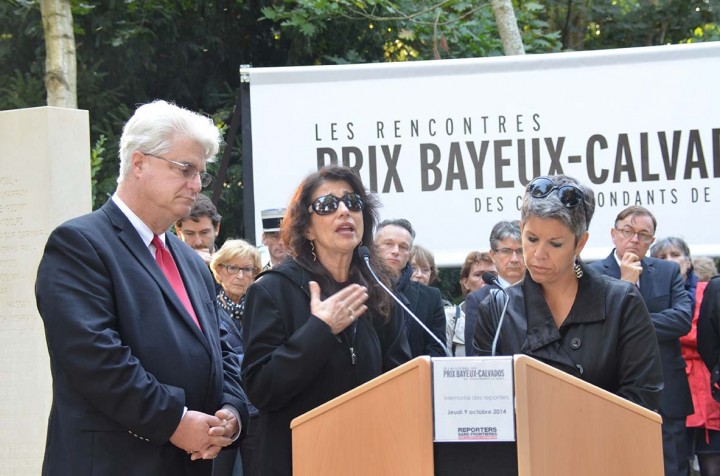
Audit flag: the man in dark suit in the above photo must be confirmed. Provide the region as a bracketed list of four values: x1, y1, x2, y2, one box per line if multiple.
[464, 220, 526, 356]
[375, 219, 447, 357]
[590, 205, 692, 476]
[35, 100, 248, 476]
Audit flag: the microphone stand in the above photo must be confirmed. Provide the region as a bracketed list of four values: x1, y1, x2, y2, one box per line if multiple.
[358, 246, 452, 358]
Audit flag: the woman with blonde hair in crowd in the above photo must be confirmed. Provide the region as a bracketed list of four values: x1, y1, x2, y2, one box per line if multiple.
[409, 244, 439, 287]
[210, 239, 262, 476]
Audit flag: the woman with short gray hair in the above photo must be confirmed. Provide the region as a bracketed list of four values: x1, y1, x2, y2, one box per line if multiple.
[475, 175, 663, 410]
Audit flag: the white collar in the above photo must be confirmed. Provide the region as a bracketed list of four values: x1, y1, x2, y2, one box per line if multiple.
[111, 193, 166, 255]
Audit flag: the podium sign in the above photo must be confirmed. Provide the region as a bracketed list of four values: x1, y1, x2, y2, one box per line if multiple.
[432, 357, 515, 442]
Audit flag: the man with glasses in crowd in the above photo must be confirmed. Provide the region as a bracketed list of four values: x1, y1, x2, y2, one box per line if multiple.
[591, 205, 692, 476]
[464, 220, 526, 356]
[35, 100, 248, 475]
[175, 193, 222, 266]
[375, 218, 447, 357]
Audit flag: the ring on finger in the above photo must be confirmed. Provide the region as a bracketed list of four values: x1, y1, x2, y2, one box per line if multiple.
[347, 306, 355, 320]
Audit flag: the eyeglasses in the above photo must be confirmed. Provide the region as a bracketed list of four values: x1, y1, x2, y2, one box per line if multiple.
[527, 176, 584, 208]
[378, 241, 411, 254]
[308, 193, 364, 215]
[615, 228, 654, 244]
[412, 266, 432, 276]
[220, 264, 257, 277]
[143, 153, 213, 188]
[494, 247, 523, 257]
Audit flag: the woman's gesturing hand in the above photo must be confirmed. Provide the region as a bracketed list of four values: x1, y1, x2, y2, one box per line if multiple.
[309, 281, 369, 334]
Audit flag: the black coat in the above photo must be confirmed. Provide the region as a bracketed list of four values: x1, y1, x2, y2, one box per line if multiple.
[590, 252, 693, 417]
[475, 263, 663, 410]
[241, 259, 411, 476]
[464, 283, 501, 356]
[697, 276, 720, 373]
[396, 267, 447, 357]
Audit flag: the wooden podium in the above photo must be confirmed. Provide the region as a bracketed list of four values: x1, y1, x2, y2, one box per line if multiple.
[291, 355, 663, 475]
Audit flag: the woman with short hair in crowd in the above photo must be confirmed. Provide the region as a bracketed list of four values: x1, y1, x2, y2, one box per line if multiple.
[209, 239, 262, 476]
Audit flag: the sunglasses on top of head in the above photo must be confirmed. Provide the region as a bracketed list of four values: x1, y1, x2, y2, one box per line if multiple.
[308, 193, 364, 216]
[527, 176, 584, 208]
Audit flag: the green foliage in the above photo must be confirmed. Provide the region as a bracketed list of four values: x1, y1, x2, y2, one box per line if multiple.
[258, 0, 565, 61]
[0, 69, 45, 108]
[1, 0, 288, 245]
[0, 1, 45, 109]
[436, 267, 462, 304]
[262, 0, 395, 64]
[551, 0, 720, 50]
[90, 134, 117, 206]
[683, 23, 720, 43]
[1, 0, 718, 299]
[517, 2, 563, 54]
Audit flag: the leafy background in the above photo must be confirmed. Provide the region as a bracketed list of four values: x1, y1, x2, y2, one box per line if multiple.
[2, 0, 718, 300]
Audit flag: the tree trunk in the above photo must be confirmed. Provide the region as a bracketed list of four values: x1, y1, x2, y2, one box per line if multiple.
[562, 0, 587, 51]
[491, 0, 525, 56]
[40, 0, 77, 108]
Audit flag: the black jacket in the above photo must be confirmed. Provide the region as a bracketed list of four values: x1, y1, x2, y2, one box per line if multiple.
[464, 283, 501, 356]
[697, 276, 720, 373]
[590, 251, 692, 417]
[396, 266, 447, 357]
[241, 259, 411, 476]
[475, 262, 663, 411]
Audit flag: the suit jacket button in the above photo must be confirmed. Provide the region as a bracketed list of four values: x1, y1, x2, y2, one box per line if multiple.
[570, 337, 582, 349]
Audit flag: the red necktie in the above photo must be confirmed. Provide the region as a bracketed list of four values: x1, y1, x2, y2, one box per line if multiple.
[152, 235, 202, 331]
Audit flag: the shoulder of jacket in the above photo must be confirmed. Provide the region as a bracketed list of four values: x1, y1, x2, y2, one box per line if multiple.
[254, 260, 307, 290]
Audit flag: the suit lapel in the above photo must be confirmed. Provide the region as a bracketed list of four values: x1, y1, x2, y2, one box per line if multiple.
[103, 200, 166, 283]
[603, 252, 621, 279]
[102, 200, 210, 347]
[639, 259, 653, 300]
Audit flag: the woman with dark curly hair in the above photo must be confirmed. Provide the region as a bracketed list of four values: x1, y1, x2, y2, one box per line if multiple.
[241, 165, 411, 475]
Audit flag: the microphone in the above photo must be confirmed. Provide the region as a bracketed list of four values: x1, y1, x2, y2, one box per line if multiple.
[480, 272, 509, 357]
[357, 246, 452, 357]
[482, 271, 500, 287]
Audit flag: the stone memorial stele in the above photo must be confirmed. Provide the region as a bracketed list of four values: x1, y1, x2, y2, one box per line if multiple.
[0, 106, 90, 475]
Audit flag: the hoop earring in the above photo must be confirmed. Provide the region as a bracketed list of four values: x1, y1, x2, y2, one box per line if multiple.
[574, 256, 583, 279]
[310, 241, 317, 262]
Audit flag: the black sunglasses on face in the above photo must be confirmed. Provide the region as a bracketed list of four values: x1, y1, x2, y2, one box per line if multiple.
[527, 176, 584, 208]
[308, 193, 364, 215]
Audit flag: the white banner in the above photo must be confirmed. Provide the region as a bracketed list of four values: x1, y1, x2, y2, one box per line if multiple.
[247, 42, 720, 266]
